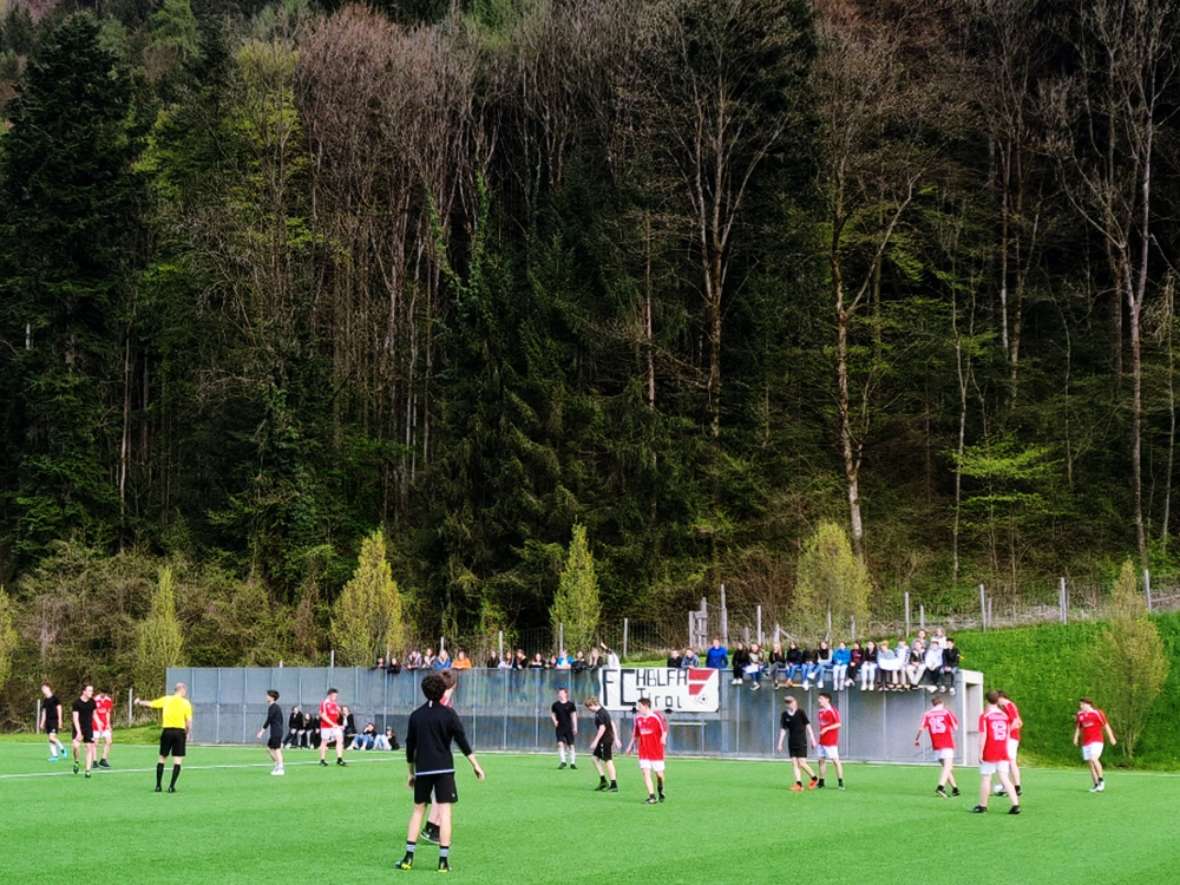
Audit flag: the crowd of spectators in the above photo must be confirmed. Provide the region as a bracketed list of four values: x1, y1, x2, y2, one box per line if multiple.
[719, 628, 961, 694]
[367, 643, 623, 675]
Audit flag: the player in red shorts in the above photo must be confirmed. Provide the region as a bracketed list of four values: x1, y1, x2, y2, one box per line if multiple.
[1073, 697, 1117, 793]
[972, 690, 1020, 814]
[318, 688, 347, 767]
[996, 690, 1023, 797]
[625, 697, 667, 805]
[815, 693, 844, 790]
[914, 695, 960, 798]
[92, 691, 115, 769]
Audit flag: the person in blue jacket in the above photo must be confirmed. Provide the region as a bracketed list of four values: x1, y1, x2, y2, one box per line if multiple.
[705, 638, 729, 669]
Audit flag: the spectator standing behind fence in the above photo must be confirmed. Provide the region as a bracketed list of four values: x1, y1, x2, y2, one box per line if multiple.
[832, 642, 851, 689]
[705, 638, 728, 670]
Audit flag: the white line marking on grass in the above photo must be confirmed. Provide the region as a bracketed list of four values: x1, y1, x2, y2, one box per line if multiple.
[0, 756, 400, 781]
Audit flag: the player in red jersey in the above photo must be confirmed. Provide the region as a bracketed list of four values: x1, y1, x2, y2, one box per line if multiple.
[815, 693, 844, 790]
[914, 695, 960, 798]
[92, 691, 115, 769]
[1073, 697, 1117, 793]
[996, 690, 1023, 797]
[972, 691, 1020, 814]
[318, 688, 347, 767]
[625, 697, 667, 805]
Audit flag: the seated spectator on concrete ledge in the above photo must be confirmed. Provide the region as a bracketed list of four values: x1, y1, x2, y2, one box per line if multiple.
[860, 640, 879, 691]
[372, 656, 387, 671]
[432, 649, 451, 670]
[768, 642, 787, 686]
[404, 649, 423, 671]
[706, 638, 729, 670]
[680, 647, 699, 668]
[802, 647, 822, 689]
[939, 638, 960, 693]
[387, 656, 402, 675]
[452, 649, 473, 670]
[832, 641, 851, 689]
[906, 640, 926, 687]
[731, 642, 749, 685]
[744, 643, 765, 690]
[816, 641, 834, 687]
[555, 649, 574, 670]
[666, 648, 682, 668]
[785, 641, 804, 685]
[529, 653, 546, 669]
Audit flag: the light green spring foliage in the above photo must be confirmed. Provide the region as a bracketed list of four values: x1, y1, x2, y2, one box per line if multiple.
[550, 524, 601, 654]
[793, 520, 872, 639]
[331, 529, 404, 666]
[1095, 559, 1169, 759]
[135, 567, 185, 694]
[0, 587, 17, 689]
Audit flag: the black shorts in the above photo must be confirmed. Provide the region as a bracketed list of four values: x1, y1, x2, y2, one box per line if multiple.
[159, 727, 187, 758]
[45, 725, 59, 736]
[555, 728, 575, 745]
[414, 772, 458, 806]
[788, 743, 808, 759]
[267, 734, 282, 750]
[73, 728, 94, 745]
[593, 742, 613, 762]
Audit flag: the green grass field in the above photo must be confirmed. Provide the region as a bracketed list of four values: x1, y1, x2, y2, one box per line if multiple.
[5, 739, 1179, 883]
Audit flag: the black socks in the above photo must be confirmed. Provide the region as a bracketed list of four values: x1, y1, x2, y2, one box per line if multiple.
[170, 764, 181, 789]
[156, 763, 164, 789]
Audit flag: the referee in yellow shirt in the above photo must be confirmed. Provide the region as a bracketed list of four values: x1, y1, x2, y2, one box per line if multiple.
[135, 682, 193, 793]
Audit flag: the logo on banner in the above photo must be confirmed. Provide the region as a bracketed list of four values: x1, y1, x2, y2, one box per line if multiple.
[599, 667, 720, 712]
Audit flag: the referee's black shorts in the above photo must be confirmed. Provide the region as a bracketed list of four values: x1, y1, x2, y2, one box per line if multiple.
[159, 727, 187, 758]
[414, 772, 458, 805]
[555, 728, 575, 745]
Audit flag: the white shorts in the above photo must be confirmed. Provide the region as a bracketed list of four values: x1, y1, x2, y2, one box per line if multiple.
[1082, 742, 1104, 761]
[979, 761, 1010, 777]
[94, 729, 111, 741]
[1006, 738, 1020, 760]
[817, 745, 840, 761]
[321, 726, 343, 743]
[638, 758, 666, 773]
[937, 748, 955, 762]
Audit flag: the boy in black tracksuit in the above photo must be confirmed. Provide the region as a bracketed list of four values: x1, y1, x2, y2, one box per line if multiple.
[256, 690, 285, 775]
[398, 674, 486, 873]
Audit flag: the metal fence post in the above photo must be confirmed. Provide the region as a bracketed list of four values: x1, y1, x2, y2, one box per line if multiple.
[756, 605, 762, 645]
[127, 688, 133, 726]
[215, 668, 222, 745]
[979, 584, 987, 630]
[1144, 568, 1153, 611]
[498, 630, 504, 661]
[904, 591, 911, 637]
[919, 604, 925, 630]
[719, 584, 729, 647]
[622, 618, 629, 661]
[1059, 577, 1067, 623]
[330, 649, 335, 669]
[242, 668, 248, 743]
[35, 699, 41, 733]
[559, 622, 564, 653]
[826, 607, 832, 638]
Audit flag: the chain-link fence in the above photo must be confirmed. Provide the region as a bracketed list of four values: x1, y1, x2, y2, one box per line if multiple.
[165, 666, 984, 765]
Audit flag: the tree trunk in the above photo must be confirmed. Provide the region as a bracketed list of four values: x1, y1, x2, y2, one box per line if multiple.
[1129, 295, 1147, 563]
[644, 211, 655, 409]
[119, 333, 132, 546]
[835, 304, 864, 559]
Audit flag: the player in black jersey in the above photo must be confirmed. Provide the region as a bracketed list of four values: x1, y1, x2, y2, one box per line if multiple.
[550, 688, 578, 769]
[584, 697, 620, 792]
[397, 674, 485, 873]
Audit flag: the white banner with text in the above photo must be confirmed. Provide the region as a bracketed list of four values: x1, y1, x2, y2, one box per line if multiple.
[599, 667, 720, 712]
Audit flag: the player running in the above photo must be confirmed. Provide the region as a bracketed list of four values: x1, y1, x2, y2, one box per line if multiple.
[550, 687, 578, 769]
[585, 696, 620, 792]
[39, 683, 66, 762]
[134, 681, 193, 793]
[71, 685, 97, 778]
[626, 697, 667, 804]
[997, 690, 1023, 797]
[318, 688, 347, 767]
[815, 693, 844, 790]
[92, 690, 114, 769]
[257, 689, 285, 776]
[972, 691, 1020, 814]
[1074, 697, 1117, 793]
[397, 674, 486, 874]
[915, 695, 960, 798]
[777, 694, 818, 792]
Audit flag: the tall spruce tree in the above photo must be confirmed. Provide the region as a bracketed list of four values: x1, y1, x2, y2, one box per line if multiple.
[0, 13, 137, 563]
[550, 524, 601, 654]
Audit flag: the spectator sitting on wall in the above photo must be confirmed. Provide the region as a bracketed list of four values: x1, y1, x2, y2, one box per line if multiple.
[744, 643, 765, 690]
[906, 639, 926, 688]
[405, 649, 423, 671]
[785, 641, 804, 686]
[768, 642, 787, 687]
[285, 706, 305, 748]
[705, 638, 728, 670]
[895, 638, 910, 689]
[832, 641, 852, 689]
[353, 722, 377, 750]
[801, 647, 822, 690]
[860, 640, 879, 691]
[588, 647, 602, 669]
[373, 656, 387, 671]
[529, 653, 546, 669]
[423, 647, 438, 669]
[600, 643, 621, 669]
[497, 654, 512, 670]
[452, 649, 473, 670]
[433, 649, 452, 670]
[939, 638, 960, 694]
[572, 652, 588, 672]
[924, 636, 944, 692]
[513, 649, 528, 670]
[680, 647, 699, 668]
[666, 648, 682, 668]
[877, 641, 900, 690]
[555, 649, 574, 670]
[387, 656, 402, 675]
[486, 652, 500, 669]
[731, 642, 749, 686]
[847, 641, 863, 687]
[816, 640, 834, 687]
